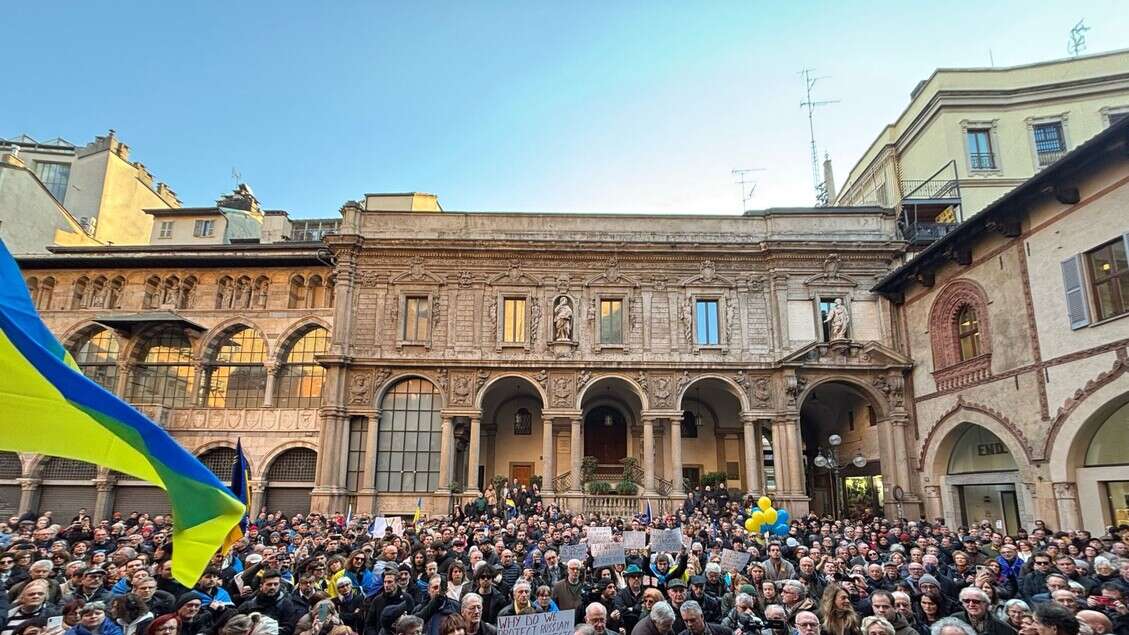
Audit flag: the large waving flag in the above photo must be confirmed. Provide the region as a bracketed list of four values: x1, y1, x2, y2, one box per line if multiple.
[0, 240, 244, 585]
[222, 439, 251, 553]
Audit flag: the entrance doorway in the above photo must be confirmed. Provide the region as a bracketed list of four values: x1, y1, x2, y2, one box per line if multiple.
[510, 463, 534, 487]
[584, 406, 627, 466]
[683, 466, 701, 490]
[957, 484, 1020, 534]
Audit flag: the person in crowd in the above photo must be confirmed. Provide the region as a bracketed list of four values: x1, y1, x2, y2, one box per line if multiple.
[820, 584, 861, 635]
[949, 587, 1016, 635]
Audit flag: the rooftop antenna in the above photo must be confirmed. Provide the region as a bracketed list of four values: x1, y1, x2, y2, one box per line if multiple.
[231, 167, 242, 186]
[731, 168, 766, 212]
[800, 68, 840, 206]
[1068, 19, 1089, 56]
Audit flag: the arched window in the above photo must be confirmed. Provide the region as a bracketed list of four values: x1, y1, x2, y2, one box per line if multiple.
[957, 306, 981, 361]
[127, 327, 195, 408]
[70, 328, 119, 392]
[275, 327, 329, 408]
[198, 447, 237, 483]
[37, 276, 55, 310]
[71, 276, 89, 309]
[288, 275, 306, 309]
[265, 447, 317, 515]
[307, 275, 325, 309]
[377, 378, 441, 493]
[253, 276, 270, 309]
[216, 276, 234, 309]
[205, 327, 267, 408]
[325, 275, 336, 308]
[1085, 401, 1129, 467]
[143, 276, 162, 309]
[26, 277, 38, 303]
[41, 457, 97, 480]
[106, 276, 125, 309]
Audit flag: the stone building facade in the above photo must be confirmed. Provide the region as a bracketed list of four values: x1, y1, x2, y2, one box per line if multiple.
[874, 118, 1129, 532]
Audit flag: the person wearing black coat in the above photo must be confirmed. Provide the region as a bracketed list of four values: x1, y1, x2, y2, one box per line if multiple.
[614, 569, 647, 635]
[948, 588, 1017, 635]
[331, 579, 365, 633]
[363, 572, 416, 635]
[235, 573, 299, 635]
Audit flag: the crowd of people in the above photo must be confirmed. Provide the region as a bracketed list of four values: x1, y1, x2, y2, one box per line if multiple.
[1, 487, 1127, 635]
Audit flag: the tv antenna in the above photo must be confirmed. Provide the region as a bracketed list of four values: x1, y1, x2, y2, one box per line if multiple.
[1068, 19, 1089, 56]
[231, 167, 242, 186]
[800, 68, 839, 205]
[732, 168, 766, 212]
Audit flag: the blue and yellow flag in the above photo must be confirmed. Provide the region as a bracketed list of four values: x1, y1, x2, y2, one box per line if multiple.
[412, 496, 423, 525]
[222, 439, 251, 553]
[0, 240, 244, 585]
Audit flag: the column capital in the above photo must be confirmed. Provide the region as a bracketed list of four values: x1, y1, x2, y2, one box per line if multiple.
[18, 477, 41, 490]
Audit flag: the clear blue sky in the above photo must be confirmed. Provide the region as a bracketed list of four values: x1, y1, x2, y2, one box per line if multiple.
[4, 2, 1127, 217]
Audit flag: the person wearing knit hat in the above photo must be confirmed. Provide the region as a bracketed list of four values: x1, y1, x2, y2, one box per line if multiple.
[144, 614, 178, 635]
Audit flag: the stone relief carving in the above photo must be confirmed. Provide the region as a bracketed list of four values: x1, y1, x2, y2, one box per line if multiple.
[357, 269, 380, 288]
[726, 293, 739, 342]
[629, 296, 641, 333]
[637, 370, 649, 397]
[576, 369, 592, 389]
[734, 370, 750, 391]
[551, 376, 573, 407]
[604, 256, 620, 284]
[823, 253, 842, 278]
[529, 297, 542, 344]
[1053, 482, 1076, 498]
[652, 276, 668, 291]
[587, 298, 597, 322]
[535, 370, 548, 390]
[681, 297, 694, 344]
[553, 296, 574, 342]
[452, 375, 473, 405]
[700, 260, 716, 283]
[475, 369, 490, 394]
[486, 293, 498, 334]
[373, 367, 391, 391]
[872, 374, 905, 409]
[348, 371, 372, 405]
[824, 298, 850, 340]
[675, 370, 691, 397]
[168, 408, 319, 431]
[651, 375, 673, 408]
[435, 369, 449, 393]
[785, 375, 807, 406]
[456, 271, 474, 288]
[753, 377, 771, 405]
[555, 274, 571, 293]
[506, 260, 525, 283]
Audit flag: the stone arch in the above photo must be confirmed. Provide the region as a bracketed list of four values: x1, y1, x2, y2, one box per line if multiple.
[374, 372, 446, 410]
[928, 278, 992, 370]
[274, 317, 333, 365]
[474, 373, 548, 409]
[192, 442, 254, 480]
[1046, 359, 1129, 482]
[60, 321, 122, 352]
[676, 374, 751, 413]
[120, 321, 201, 364]
[257, 440, 318, 480]
[576, 373, 650, 411]
[797, 375, 891, 420]
[199, 318, 272, 362]
[920, 402, 1036, 482]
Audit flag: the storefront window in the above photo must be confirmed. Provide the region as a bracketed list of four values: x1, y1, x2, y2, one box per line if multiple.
[1105, 481, 1129, 526]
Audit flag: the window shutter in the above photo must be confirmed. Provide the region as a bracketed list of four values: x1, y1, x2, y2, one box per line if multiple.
[1060, 254, 1090, 330]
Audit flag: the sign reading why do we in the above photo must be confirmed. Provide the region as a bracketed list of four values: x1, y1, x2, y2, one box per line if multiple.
[499, 610, 576, 635]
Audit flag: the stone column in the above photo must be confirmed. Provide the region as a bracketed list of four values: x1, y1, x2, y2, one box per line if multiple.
[328, 236, 362, 356]
[742, 415, 763, 495]
[437, 415, 454, 494]
[311, 411, 349, 513]
[770, 419, 792, 496]
[17, 477, 41, 516]
[923, 485, 943, 522]
[787, 419, 805, 498]
[262, 362, 279, 408]
[541, 418, 556, 497]
[248, 480, 268, 517]
[1053, 482, 1082, 531]
[670, 417, 684, 495]
[93, 476, 115, 523]
[114, 361, 132, 398]
[357, 411, 381, 514]
[642, 416, 656, 495]
[467, 415, 482, 494]
[569, 418, 582, 494]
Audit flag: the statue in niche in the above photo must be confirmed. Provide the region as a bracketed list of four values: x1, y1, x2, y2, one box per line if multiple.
[553, 296, 574, 341]
[824, 298, 850, 340]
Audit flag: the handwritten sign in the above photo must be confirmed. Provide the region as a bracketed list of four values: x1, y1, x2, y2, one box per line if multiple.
[592, 542, 626, 568]
[588, 527, 614, 544]
[720, 548, 751, 572]
[650, 528, 684, 553]
[560, 543, 588, 563]
[499, 609, 576, 635]
[623, 531, 647, 550]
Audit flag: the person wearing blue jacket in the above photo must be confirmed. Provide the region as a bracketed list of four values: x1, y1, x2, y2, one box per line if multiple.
[66, 602, 124, 635]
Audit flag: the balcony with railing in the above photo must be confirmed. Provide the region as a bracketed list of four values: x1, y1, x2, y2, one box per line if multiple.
[968, 152, 997, 171]
[899, 160, 963, 248]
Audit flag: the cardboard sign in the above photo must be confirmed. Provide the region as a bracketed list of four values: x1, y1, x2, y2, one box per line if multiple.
[498, 609, 576, 635]
[650, 528, 684, 553]
[592, 542, 626, 568]
[720, 548, 751, 572]
[623, 530, 647, 550]
[588, 526, 614, 544]
[560, 543, 588, 563]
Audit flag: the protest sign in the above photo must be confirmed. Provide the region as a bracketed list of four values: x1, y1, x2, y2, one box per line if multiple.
[591, 542, 626, 568]
[650, 528, 683, 552]
[560, 543, 588, 563]
[720, 548, 751, 572]
[588, 526, 613, 544]
[498, 610, 576, 635]
[623, 530, 646, 550]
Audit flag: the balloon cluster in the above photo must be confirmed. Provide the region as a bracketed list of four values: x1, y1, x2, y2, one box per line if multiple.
[743, 496, 791, 536]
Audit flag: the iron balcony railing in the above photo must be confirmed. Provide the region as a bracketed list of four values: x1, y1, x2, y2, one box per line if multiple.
[903, 222, 958, 244]
[1037, 149, 1068, 168]
[969, 152, 996, 170]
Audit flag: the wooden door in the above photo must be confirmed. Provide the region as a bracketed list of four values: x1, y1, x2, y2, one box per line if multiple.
[511, 463, 534, 486]
[584, 407, 627, 465]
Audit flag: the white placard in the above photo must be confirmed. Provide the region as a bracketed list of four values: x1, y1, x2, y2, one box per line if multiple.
[560, 543, 588, 563]
[592, 542, 626, 568]
[720, 548, 751, 572]
[498, 609, 576, 635]
[623, 531, 647, 550]
[650, 528, 684, 553]
[588, 527, 614, 544]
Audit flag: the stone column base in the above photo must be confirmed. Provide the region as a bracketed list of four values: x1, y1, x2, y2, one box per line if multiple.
[309, 487, 349, 515]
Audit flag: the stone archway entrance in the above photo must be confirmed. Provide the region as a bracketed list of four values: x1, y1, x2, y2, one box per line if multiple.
[584, 406, 628, 465]
[800, 381, 885, 518]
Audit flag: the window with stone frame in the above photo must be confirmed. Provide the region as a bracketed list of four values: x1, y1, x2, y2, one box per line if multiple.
[598, 298, 624, 345]
[929, 279, 993, 390]
[956, 305, 982, 361]
[403, 296, 431, 342]
[502, 297, 527, 343]
[1085, 237, 1129, 322]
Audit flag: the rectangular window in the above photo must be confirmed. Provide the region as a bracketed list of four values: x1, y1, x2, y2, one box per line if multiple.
[599, 299, 624, 344]
[1086, 238, 1129, 321]
[502, 298, 527, 343]
[1033, 122, 1066, 167]
[193, 219, 216, 237]
[1109, 112, 1129, 126]
[157, 221, 174, 239]
[1106, 481, 1129, 526]
[965, 129, 996, 170]
[35, 161, 71, 202]
[695, 299, 720, 345]
[403, 296, 431, 341]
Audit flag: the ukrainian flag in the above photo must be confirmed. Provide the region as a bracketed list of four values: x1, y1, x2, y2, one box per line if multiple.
[412, 496, 423, 525]
[222, 439, 252, 553]
[0, 241, 244, 585]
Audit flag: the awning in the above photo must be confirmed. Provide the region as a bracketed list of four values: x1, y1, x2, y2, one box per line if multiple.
[92, 311, 206, 333]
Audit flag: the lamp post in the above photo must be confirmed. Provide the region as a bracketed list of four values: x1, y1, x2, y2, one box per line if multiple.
[812, 434, 867, 517]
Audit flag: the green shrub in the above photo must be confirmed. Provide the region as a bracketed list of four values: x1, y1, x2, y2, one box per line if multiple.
[588, 481, 613, 494]
[615, 480, 639, 495]
[700, 471, 729, 488]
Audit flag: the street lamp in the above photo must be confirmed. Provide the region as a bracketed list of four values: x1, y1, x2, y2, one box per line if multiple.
[811, 434, 866, 517]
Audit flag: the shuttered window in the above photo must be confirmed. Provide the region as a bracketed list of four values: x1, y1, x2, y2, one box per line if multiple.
[1086, 237, 1129, 321]
[1061, 254, 1091, 330]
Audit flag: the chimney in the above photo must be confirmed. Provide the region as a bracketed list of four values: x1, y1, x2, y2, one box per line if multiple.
[822, 154, 837, 204]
